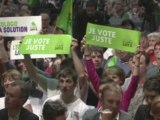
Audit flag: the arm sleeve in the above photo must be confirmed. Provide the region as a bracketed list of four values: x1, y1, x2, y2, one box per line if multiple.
[85, 59, 100, 93]
[121, 76, 139, 111]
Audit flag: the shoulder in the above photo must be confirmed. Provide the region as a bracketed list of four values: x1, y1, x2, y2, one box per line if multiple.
[135, 105, 150, 120]
[119, 110, 132, 120]
[82, 108, 99, 120]
[0, 108, 8, 119]
[73, 98, 94, 110]
[45, 94, 60, 102]
[20, 108, 39, 120]
[0, 108, 7, 114]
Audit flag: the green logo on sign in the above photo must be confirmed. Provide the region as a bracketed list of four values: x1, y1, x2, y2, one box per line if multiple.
[55, 39, 63, 50]
[30, 22, 37, 31]
[122, 39, 133, 47]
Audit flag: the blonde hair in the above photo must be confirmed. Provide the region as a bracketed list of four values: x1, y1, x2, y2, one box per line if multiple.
[1, 69, 21, 84]
[103, 66, 125, 85]
[99, 78, 122, 102]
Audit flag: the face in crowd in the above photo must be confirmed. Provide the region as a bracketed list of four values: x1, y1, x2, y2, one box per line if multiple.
[154, 42, 160, 60]
[5, 85, 24, 109]
[91, 51, 103, 70]
[131, 54, 148, 75]
[149, 36, 159, 48]
[2, 70, 21, 89]
[59, 75, 76, 96]
[86, 6, 96, 17]
[100, 82, 122, 119]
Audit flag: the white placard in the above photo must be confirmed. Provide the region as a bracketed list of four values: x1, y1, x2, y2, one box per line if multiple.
[0, 16, 42, 36]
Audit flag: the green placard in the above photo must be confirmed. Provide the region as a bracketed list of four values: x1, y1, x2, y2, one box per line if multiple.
[19, 34, 72, 54]
[86, 23, 141, 53]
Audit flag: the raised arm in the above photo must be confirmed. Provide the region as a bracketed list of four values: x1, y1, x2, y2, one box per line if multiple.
[23, 54, 48, 91]
[121, 53, 141, 111]
[71, 39, 88, 101]
[82, 39, 100, 93]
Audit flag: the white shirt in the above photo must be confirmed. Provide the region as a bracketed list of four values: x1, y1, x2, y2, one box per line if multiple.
[40, 94, 94, 120]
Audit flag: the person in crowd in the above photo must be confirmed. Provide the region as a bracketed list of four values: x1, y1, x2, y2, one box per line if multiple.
[121, 19, 135, 29]
[40, 12, 54, 34]
[108, 0, 125, 26]
[24, 54, 60, 97]
[82, 79, 131, 120]
[135, 76, 160, 120]
[70, 39, 89, 101]
[0, 69, 33, 112]
[42, 100, 67, 120]
[40, 68, 93, 120]
[0, 55, 5, 97]
[0, 80, 39, 120]
[73, 0, 105, 42]
[146, 41, 160, 79]
[81, 44, 104, 107]
[127, 52, 150, 119]
[151, 96, 160, 120]
[82, 38, 141, 111]
[146, 32, 160, 62]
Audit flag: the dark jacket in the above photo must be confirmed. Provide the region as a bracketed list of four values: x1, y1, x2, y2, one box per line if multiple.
[83, 108, 132, 120]
[135, 105, 154, 120]
[0, 108, 39, 120]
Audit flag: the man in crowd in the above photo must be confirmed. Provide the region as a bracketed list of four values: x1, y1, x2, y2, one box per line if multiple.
[43, 100, 67, 120]
[41, 68, 93, 120]
[83, 79, 131, 120]
[0, 80, 39, 120]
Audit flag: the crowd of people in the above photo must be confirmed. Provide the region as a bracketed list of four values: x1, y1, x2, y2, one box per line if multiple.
[0, 0, 160, 120]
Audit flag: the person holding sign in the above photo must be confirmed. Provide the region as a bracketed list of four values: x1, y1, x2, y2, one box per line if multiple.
[41, 68, 93, 120]
[82, 38, 145, 111]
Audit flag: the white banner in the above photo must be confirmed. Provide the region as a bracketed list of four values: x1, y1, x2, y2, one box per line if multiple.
[10, 40, 56, 60]
[0, 16, 42, 36]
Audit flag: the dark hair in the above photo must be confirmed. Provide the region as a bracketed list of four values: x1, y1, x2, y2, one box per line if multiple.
[121, 19, 135, 29]
[58, 68, 78, 83]
[43, 100, 67, 120]
[86, 0, 97, 9]
[143, 76, 160, 94]
[89, 46, 104, 57]
[10, 80, 30, 102]
[138, 52, 150, 65]
[60, 58, 74, 70]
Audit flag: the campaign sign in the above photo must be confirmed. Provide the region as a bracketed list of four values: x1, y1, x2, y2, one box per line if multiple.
[19, 34, 72, 54]
[0, 16, 42, 36]
[10, 40, 56, 60]
[86, 23, 141, 53]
